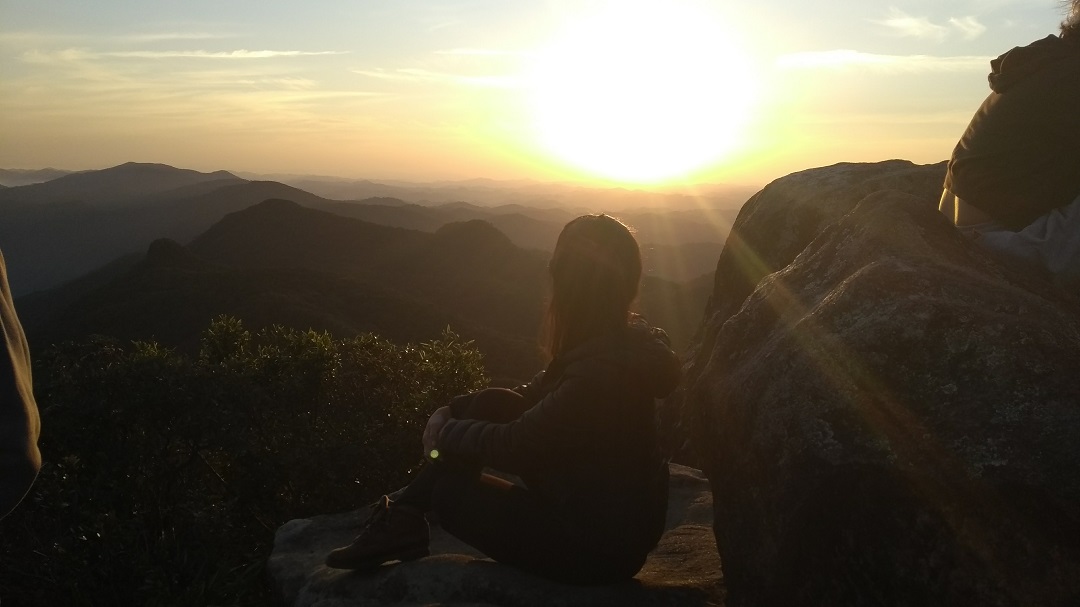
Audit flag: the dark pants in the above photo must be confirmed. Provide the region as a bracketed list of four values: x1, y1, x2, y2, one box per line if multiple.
[394, 388, 644, 585]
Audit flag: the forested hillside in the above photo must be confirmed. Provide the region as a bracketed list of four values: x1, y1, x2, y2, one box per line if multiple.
[0, 318, 488, 605]
[20, 199, 709, 380]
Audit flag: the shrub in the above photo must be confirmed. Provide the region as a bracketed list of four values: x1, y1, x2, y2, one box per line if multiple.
[0, 317, 487, 606]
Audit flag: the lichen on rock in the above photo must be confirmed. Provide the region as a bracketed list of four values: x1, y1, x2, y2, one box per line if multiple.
[675, 161, 1080, 606]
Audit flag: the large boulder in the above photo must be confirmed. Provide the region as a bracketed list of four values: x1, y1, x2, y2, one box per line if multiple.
[679, 161, 1080, 606]
[268, 464, 721, 607]
[662, 160, 948, 459]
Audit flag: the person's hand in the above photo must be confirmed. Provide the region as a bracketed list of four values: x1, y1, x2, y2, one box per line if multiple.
[422, 406, 452, 457]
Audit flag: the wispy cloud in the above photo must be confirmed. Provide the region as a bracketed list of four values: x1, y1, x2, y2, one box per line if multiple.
[19, 48, 346, 64]
[433, 48, 526, 56]
[124, 32, 234, 42]
[3, 49, 387, 135]
[0, 30, 235, 45]
[7, 40, 378, 131]
[354, 68, 428, 82]
[792, 110, 990, 126]
[234, 77, 317, 89]
[948, 16, 987, 40]
[776, 50, 989, 72]
[873, 8, 988, 42]
[353, 67, 521, 87]
[20, 48, 92, 64]
[105, 49, 347, 59]
[875, 8, 949, 40]
[352, 47, 527, 90]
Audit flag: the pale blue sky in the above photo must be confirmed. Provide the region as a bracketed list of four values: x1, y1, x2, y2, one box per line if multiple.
[0, 0, 1066, 186]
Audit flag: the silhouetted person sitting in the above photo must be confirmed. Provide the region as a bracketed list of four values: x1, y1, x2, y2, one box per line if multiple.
[325, 214, 681, 584]
[939, 0, 1080, 286]
[0, 248, 41, 519]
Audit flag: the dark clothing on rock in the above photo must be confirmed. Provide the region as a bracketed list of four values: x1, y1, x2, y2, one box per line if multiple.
[0, 249, 41, 519]
[399, 389, 649, 584]
[944, 35, 1080, 230]
[398, 321, 680, 584]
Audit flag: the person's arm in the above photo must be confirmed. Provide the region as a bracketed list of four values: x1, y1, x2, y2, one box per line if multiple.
[446, 392, 475, 419]
[510, 370, 546, 403]
[448, 371, 545, 419]
[436, 364, 609, 474]
[0, 249, 41, 519]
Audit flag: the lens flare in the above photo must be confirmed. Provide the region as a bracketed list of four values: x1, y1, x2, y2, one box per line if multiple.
[528, 1, 760, 184]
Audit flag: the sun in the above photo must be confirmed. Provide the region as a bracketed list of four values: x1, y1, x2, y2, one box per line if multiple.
[528, 2, 759, 185]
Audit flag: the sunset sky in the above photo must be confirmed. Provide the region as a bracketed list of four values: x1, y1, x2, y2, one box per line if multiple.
[0, 0, 1066, 188]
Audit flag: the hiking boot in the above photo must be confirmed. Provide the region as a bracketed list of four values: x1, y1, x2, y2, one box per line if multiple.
[324, 495, 430, 570]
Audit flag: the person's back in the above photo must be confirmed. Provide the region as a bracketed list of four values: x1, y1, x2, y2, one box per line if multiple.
[940, 2, 1080, 285]
[944, 34, 1080, 230]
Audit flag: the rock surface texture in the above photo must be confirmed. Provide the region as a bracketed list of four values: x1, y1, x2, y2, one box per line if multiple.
[269, 464, 720, 606]
[677, 161, 1080, 606]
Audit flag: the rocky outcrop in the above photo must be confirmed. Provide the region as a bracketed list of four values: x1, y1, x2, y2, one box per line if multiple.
[678, 161, 1080, 606]
[662, 161, 948, 460]
[268, 464, 721, 607]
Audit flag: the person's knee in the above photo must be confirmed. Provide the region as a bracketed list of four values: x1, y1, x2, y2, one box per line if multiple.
[457, 387, 526, 422]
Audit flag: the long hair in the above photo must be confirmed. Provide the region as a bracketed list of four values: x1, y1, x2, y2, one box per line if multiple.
[543, 214, 642, 359]
[1062, 0, 1080, 41]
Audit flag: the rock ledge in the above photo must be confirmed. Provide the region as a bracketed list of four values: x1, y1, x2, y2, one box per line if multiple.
[268, 464, 721, 607]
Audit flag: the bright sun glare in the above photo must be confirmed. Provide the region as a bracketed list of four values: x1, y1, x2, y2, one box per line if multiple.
[529, 1, 759, 185]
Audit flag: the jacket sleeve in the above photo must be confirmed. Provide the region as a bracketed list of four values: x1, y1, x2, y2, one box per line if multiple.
[0, 250, 41, 519]
[447, 370, 545, 419]
[447, 392, 476, 419]
[436, 364, 607, 474]
[510, 370, 546, 403]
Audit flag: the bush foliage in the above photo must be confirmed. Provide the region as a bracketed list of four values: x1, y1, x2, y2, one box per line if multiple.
[0, 317, 488, 606]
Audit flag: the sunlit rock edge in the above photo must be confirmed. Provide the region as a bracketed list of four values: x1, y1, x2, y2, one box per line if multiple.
[673, 160, 1080, 606]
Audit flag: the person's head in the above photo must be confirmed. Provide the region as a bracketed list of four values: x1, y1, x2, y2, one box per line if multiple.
[543, 214, 642, 359]
[1062, 0, 1080, 41]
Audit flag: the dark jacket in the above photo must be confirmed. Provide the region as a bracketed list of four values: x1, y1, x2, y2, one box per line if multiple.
[438, 319, 681, 556]
[0, 249, 41, 519]
[943, 35, 1080, 230]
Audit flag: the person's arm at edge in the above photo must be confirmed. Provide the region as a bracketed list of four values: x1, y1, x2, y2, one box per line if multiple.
[435, 366, 605, 474]
[446, 371, 545, 421]
[510, 370, 546, 403]
[0, 249, 41, 519]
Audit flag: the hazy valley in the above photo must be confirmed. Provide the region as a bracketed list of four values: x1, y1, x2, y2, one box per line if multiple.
[1, 162, 741, 379]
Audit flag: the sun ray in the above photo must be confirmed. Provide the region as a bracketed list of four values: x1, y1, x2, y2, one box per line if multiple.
[527, 2, 759, 185]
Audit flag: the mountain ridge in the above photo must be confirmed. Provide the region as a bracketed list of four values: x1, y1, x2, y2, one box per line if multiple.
[1, 162, 736, 295]
[0, 167, 76, 187]
[21, 201, 549, 377]
[0, 177, 350, 295]
[0, 162, 242, 207]
[22, 197, 708, 379]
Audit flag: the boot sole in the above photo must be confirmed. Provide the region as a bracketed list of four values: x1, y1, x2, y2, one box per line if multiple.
[391, 546, 430, 563]
[326, 545, 430, 570]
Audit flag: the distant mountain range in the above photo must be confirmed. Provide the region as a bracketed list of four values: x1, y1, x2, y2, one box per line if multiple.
[238, 171, 758, 211]
[318, 199, 732, 273]
[0, 162, 739, 296]
[0, 166, 329, 294]
[1, 162, 737, 375]
[0, 168, 75, 187]
[19, 198, 711, 379]
[0, 162, 241, 206]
